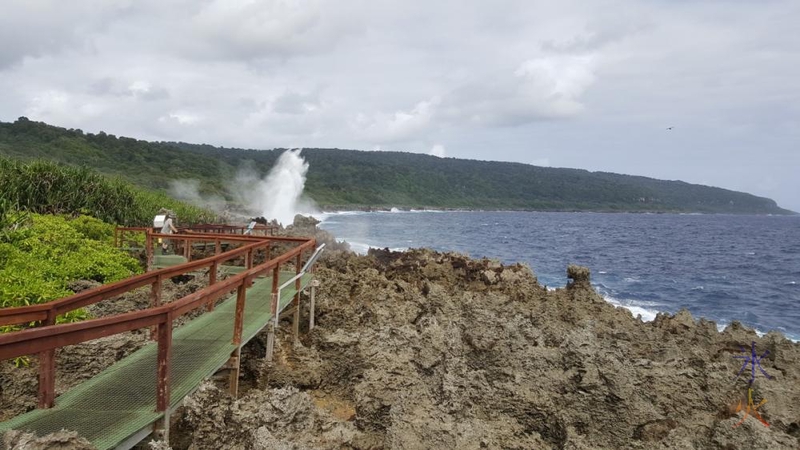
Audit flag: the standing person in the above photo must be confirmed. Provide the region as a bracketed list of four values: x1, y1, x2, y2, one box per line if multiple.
[161, 212, 178, 254]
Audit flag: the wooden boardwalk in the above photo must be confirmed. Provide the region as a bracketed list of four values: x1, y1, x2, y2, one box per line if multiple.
[0, 229, 320, 449]
[0, 271, 310, 449]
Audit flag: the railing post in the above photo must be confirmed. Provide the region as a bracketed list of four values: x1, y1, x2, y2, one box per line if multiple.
[233, 284, 246, 346]
[156, 315, 172, 412]
[266, 264, 280, 362]
[228, 347, 241, 397]
[310, 277, 318, 331]
[37, 310, 56, 409]
[150, 275, 162, 340]
[155, 314, 172, 441]
[207, 260, 218, 312]
[226, 282, 247, 397]
[293, 253, 302, 344]
[145, 229, 153, 272]
[215, 239, 221, 255]
[184, 239, 192, 261]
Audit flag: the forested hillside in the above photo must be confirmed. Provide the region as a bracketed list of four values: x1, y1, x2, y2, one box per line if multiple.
[0, 118, 792, 214]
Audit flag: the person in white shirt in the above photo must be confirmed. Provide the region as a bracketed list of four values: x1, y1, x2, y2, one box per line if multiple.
[161, 213, 178, 253]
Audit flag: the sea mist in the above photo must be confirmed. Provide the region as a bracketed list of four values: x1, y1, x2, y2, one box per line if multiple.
[236, 149, 315, 225]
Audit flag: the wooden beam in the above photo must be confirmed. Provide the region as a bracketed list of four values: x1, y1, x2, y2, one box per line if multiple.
[293, 253, 302, 344]
[156, 317, 172, 412]
[228, 347, 241, 398]
[37, 312, 56, 409]
[232, 285, 246, 346]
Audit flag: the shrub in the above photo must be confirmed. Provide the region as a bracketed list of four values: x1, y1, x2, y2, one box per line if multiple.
[0, 214, 142, 328]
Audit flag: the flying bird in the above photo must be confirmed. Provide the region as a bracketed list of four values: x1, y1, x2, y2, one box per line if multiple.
[666, 126, 674, 130]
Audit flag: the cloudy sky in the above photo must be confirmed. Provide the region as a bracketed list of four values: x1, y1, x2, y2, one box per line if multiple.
[1, 0, 798, 210]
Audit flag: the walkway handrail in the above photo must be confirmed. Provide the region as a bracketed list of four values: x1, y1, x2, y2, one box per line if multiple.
[0, 238, 315, 360]
[0, 233, 270, 327]
[0, 225, 318, 411]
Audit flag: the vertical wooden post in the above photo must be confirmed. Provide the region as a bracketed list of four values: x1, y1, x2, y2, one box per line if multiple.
[293, 253, 302, 344]
[145, 229, 153, 272]
[150, 275, 162, 340]
[246, 249, 253, 269]
[113, 228, 118, 248]
[265, 242, 271, 261]
[225, 282, 247, 396]
[209, 261, 218, 286]
[266, 264, 280, 362]
[215, 239, 221, 255]
[156, 315, 172, 412]
[37, 311, 56, 409]
[184, 239, 192, 261]
[228, 347, 241, 397]
[233, 284, 246, 346]
[207, 261, 218, 312]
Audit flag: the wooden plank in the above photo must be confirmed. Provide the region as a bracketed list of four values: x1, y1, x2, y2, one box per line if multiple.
[0, 309, 49, 327]
[228, 347, 241, 397]
[293, 253, 302, 342]
[232, 285, 246, 346]
[0, 312, 163, 360]
[150, 276, 162, 341]
[156, 317, 172, 412]
[37, 312, 56, 408]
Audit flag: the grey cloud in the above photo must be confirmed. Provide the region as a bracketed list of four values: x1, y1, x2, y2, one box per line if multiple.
[0, 1, 131, 69]
[175, 0, 366, 62]
[0, 0, 798, 210]
[88, 78, 169, 101]
[272, 90, 323, 115]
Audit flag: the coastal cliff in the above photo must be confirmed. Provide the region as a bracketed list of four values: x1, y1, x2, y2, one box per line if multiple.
[171, 248, 799, 449]
[3, 232, 799, 449]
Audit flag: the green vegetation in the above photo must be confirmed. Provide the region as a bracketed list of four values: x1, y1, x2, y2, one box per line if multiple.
[0, 214, 141, 333]
[0, 117, 792, 214]
[0, 154, 215, 342]
[0, 156, 215, 226]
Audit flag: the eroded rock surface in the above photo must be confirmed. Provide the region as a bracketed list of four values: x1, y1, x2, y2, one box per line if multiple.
[174, 248, 800, 449]
[3, 239, 797, 449]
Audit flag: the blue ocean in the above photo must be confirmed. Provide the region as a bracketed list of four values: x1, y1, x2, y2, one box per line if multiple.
[318, 211, 800, 341]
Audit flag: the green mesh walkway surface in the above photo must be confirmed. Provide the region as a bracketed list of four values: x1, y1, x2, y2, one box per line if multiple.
[0, 271, 310, 449]
[153, 254, 187, 268]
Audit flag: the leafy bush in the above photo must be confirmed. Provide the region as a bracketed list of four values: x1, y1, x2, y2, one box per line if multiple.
[0, 214, 142, 328]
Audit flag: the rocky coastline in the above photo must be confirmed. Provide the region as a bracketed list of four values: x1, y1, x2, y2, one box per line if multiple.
[2, 219, 799, 449]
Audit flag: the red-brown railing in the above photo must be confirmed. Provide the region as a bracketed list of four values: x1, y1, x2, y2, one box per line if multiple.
[0, 227, 316, 413]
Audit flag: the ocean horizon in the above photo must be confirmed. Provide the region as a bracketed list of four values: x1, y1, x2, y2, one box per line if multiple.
[316, 210, 800, 342]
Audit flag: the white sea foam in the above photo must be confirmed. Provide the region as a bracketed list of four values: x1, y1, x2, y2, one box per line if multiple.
[601, 294, 660, 322]
[600, 295, 799, 343]
[347, 241, 371, 255]
[343, 241, 409, 255]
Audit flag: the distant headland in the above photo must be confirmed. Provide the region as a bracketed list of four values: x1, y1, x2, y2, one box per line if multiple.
[0, 118, 793, 215]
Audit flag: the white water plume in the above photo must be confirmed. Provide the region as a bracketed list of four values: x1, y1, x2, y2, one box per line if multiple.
[236, 149, 316, 225]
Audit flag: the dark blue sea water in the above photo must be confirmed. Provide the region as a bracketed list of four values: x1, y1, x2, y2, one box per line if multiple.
[318, 211, 800, 341]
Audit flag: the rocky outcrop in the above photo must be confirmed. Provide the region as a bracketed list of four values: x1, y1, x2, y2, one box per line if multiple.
[175, 249, 800, 449]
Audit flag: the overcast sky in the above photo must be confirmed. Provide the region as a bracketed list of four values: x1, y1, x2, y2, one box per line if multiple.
[1, 0, 798, 210]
